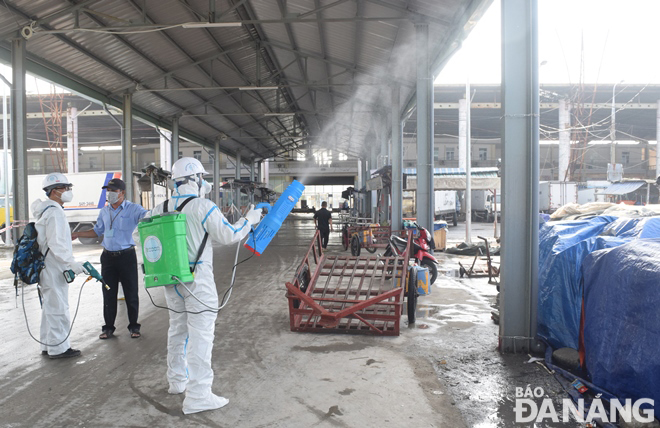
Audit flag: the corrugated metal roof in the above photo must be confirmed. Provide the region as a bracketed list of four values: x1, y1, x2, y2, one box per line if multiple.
[403, 167, 499, 177]
[0, 0, 492, 161]
[602, 181, 647, 195]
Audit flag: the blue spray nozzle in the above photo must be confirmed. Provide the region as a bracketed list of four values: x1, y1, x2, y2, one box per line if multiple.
[244, 180, 305, 256]
[255, 202, 272, 212]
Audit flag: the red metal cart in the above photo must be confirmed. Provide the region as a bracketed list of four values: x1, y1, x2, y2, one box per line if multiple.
[286, 230, 415, 336]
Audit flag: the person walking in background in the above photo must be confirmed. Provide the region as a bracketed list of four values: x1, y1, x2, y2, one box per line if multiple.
[72, 178, 147, 339]
[313, 201, 333, 249]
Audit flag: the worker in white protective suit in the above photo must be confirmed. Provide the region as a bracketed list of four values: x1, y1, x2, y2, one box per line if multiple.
[31, 172, 88, 359]
[147, 157, 262, 414]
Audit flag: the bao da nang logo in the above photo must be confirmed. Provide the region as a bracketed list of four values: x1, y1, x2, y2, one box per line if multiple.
[514, 386, 654, 424]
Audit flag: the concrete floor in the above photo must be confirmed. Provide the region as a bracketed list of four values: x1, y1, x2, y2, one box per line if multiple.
[0, 215, 577, 427]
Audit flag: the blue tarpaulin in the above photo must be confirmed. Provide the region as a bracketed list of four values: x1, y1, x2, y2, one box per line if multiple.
[537, 216, 660, 350]
[582, 239, 660, 405]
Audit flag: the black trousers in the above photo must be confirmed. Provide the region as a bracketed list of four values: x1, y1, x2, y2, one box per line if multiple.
[319, 227, 330, 249]
[100, 248, 140, 332]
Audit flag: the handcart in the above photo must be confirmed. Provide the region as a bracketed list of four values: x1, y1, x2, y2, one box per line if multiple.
[458, 236, 499, 285]
[342, 224, 391, 256]
[285, 230, 419, 336]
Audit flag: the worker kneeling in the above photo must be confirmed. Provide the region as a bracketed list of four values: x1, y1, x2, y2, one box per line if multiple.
[146, 157, 261, 415]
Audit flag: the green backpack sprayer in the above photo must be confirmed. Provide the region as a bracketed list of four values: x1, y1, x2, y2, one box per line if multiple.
[138, 181, 304, 313]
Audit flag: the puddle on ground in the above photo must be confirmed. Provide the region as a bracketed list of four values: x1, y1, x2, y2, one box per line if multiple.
[415, 303, 491, 327]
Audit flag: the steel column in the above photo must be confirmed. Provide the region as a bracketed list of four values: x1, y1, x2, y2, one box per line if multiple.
[2, 86, 10, 246]
[379, 115, 389, 223]
[249, 160, 255, 204]
[213, 141, 220, 204]
[499, 0, 540, 354]
[656, 100, 660, 180]
[415, 22, 434, 234]
[235, 152, 241, 207]
[458, 99, 467, 170]
[122, 93, 134, 200]
[465, 83, 472, 244]
[558, 99, 571, 181]
[159, 130, 172, 171]
[369, 144, 377, 220]
[10, 39, 28, 231]
[391, 85, 403, 230]
[171, 117, 179, 165]
[263, 159, 269, 187]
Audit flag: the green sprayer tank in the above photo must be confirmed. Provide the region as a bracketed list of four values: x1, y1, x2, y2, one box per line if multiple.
[138, 212, 194, 288]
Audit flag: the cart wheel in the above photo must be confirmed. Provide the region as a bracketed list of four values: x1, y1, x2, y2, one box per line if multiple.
[421, 258, 438, 285]
[342, 229, 349, 251]
[407, 269, 418, 324]
[366, 246, 377, 254]
[459, 265, 466, 278]
[350, 235, 361, 256]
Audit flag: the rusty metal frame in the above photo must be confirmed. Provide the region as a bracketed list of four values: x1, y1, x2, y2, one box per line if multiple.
[286, 230, 412, 336]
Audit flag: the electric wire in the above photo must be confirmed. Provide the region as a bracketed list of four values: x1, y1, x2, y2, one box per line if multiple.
[21, 276, 92, 347]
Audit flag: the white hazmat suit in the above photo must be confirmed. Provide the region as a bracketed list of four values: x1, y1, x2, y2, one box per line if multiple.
[31, 199, 85, 356]
[148, 181, 261, 414]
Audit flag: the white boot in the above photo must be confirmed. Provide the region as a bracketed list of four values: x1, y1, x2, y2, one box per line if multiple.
[182, 393, 229, 415]
[168, 381, 187, 395]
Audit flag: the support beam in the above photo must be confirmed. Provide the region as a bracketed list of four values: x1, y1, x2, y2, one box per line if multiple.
[214, 141, 220, 204]
[171, 117, 180, 164]
[159, 129, 172, 171]
[66, 105, 78, 173]
[391, 85, 403, 230]
[499, 0, 541, 354]
[656, 100, 660, 180]
[558, 99, 571, 181]
[262, 159, 269, 187]
[250, 159, 256, 204]
[379, 115, 389, 223]
[414, 22, 434, 234]
[122, 93, 134, 201]
[235, 151, 242, 207]
[369, 144, 377, 220]
[10, 39, 28, 229]
[465, 83, 472, 244]
[458, 99, 467, 170]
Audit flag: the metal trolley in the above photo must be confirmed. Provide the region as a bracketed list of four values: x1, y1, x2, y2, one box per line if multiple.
[342, 223, 392, 256]
[285, 230, 416, 336]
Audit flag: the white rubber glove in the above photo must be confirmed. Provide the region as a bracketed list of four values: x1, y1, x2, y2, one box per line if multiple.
[245, 204, 263, 226]
[70, 261, 86, 275]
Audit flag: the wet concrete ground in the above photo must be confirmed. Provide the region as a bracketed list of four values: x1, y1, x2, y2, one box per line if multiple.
[0, 215, 579, 427]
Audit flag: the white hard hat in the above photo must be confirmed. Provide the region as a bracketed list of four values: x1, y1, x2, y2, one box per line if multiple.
[171, 157, 208, 180]
[42, 172, 72, 192]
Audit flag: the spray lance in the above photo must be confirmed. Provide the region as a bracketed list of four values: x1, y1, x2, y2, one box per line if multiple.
[21, 261, 106, 348]
[63, 261, 109, 290]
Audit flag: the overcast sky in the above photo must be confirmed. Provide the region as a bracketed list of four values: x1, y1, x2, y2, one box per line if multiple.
[436, 0, 660, 85]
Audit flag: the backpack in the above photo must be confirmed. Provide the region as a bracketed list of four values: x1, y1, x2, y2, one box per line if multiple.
[10, 222, 50, 285]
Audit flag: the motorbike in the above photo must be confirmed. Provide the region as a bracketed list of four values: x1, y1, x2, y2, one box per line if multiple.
[382, 223, 439, 285]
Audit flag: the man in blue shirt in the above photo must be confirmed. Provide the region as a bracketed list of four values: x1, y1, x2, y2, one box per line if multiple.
[73, 178, 148, 339]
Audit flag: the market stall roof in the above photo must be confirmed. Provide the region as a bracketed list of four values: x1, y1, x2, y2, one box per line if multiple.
[601, 181, 647, 195]
[403, 167, 500, 190]
[0, 0, 492, 161]
[403, 167, 499, 177]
